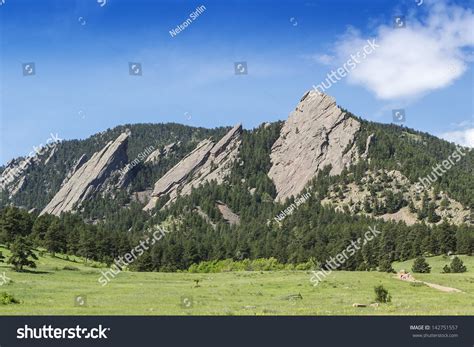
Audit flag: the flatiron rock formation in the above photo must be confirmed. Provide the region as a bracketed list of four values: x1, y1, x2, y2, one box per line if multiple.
[268, 91, 360, 201]
[144, 124, 242, 210]
[40, 132, 130, 216]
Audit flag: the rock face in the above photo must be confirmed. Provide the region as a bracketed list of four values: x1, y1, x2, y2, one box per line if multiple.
[216, 201, 240, 225]
[268, 91, 360, 201]
[144, 124, 242, 210]
[144, 141, 180, 165]
[40, 132, 130, 216]
[0, 146, 57, 199]
[60, 154, 88, 188]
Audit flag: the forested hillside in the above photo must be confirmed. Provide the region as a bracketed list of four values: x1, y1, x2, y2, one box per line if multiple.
[0, 96, 472, 273]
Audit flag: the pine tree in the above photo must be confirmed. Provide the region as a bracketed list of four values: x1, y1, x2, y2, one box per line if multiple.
[445, 256, 467, 273]
[31, 214, 55, 246]
[44, 219, 65, 255]
[412, 256, 431, 273]
[7, 237, 38, 271]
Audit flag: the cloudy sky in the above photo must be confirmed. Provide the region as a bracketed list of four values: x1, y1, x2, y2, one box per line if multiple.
[0, 0, 473, 164]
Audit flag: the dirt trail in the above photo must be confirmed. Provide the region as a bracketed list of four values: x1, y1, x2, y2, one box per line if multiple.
[395, 273, 462, 293]
[420, 281, 462, 293]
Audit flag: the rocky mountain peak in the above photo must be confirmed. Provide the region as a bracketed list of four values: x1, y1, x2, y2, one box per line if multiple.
[268, 90, 361, 201]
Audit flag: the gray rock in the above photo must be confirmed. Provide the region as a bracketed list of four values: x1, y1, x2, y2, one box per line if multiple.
[40, 132, 130, 216]
[216, 201, 240, 225]
[60, 154, 88, 188]
[361, 133, 375, 159]
[144, 124, 242, 210]
[268, 91, 360, 201]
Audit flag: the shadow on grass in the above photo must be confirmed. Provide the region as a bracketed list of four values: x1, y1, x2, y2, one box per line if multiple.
[13, 269, 51, 274]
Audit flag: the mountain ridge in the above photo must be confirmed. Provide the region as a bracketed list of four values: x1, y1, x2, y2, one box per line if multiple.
[1, 91, 472, 228]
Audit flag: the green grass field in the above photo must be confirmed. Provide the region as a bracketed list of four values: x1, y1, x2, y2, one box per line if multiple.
[0, 246, 473, 315]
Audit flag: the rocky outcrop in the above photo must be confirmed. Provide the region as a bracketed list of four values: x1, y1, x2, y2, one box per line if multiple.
[361, 133, 375, 159]
[144, 141, 180, 165]
[40, 132, 130, 216]
[60, 154, 88, 188]
[0, 147, 54, 198]
[216, 201, 240, 225]
[144, 124, 242, 210]
[321, 169, 471, 226]
[268, 91, 360, 201]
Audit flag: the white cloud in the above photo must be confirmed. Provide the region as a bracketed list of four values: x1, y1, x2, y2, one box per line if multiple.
[312, 0, 474, 100]
[311, 54, 334, 65]
[440, 127, 474, 148]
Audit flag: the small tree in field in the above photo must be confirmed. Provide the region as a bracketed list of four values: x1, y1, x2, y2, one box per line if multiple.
[374, 285, 391, 303]
[7, 237, 38, 272]
[443, 257, 467, 273]
[412, 256, 431, 273]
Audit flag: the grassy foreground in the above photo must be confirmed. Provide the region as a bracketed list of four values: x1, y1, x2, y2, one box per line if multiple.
[0, 246, 473, 315]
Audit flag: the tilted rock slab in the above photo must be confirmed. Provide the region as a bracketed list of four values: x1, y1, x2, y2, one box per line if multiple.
[144, 124, 242, 210]
[216, 201, 240, 225]
[40, 132, 130, 216]
[268, 91, 360, 201]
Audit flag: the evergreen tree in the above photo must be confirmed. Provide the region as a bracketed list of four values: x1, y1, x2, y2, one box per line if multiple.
[44, 219, 65, 255]
[412, 256, 431, 273]
[7, 237, 38, 271]
[443, 256, 467, 273]
[0, 206, 32, 244]
[31, 214, 55, 245]
[378, 257, 395, 273]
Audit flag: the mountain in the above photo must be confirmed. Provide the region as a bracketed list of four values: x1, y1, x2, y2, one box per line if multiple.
[0, 91, 472, 271]
[268, 91, 361, 201]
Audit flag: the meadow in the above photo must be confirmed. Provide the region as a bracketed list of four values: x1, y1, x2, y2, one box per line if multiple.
[0, 246, 472, 315]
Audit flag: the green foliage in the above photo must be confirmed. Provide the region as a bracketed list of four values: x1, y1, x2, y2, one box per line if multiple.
[0, 292, 20, 305]
[442, 264, 451, 273]
[412, 256, 431, 273]
[187, 258, 290, 273]
[351, 117, 473, 208]
[0, 206, 32, 244]
[378, 257, 395, 273]
[7, 237, 38, 271]
[374, 285, 391, 303]
[443, 256, 467, 273]
[62, 265, 80, 271]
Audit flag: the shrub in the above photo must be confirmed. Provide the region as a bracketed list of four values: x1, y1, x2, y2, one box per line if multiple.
[443, 257, 467, 273]
[0, 292, 20, 305]
[62, 266, 79, 271]
[442, 265, 451, 273]
[412, 257, 431, 273]
[374, 285, 391, 303]
[186, 258, 287, 273]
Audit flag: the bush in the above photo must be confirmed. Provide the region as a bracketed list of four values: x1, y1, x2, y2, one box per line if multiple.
[62, 266, 79, 271]
[442, 265, 451, 273]
[443, 257, 467, 273]
[374, 285, 391, 303]
[187, 258, 287, 273]
[0, 292, 20, 305]
[412, 257, 431, 273]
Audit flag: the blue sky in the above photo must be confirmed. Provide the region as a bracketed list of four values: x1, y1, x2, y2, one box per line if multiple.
[0, 0, 473, 164]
